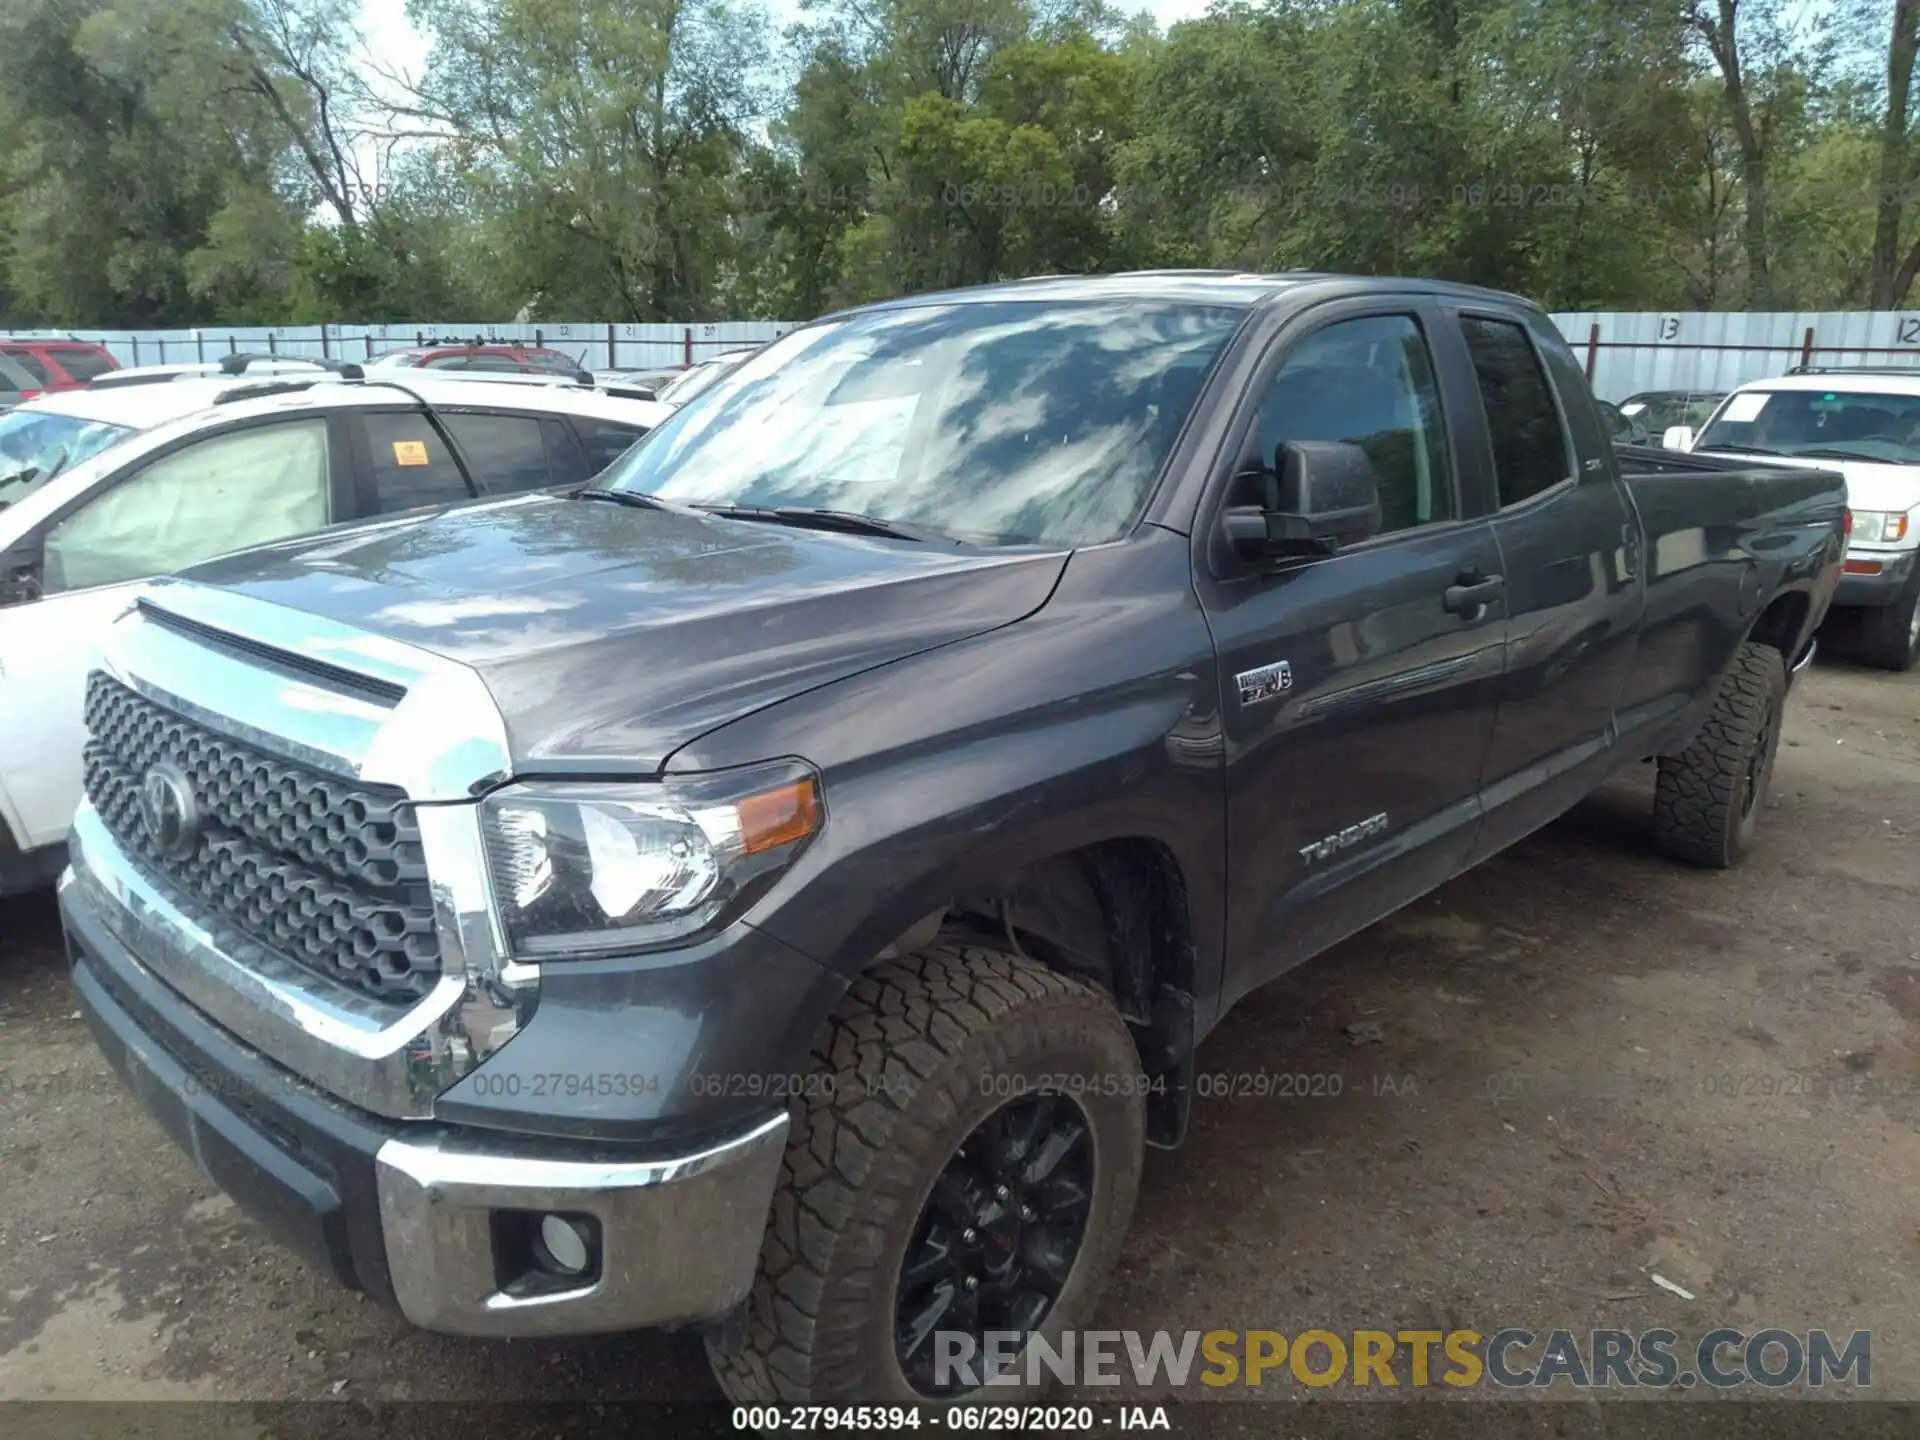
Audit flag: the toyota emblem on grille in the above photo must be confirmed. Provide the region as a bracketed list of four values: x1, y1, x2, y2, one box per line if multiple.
[139, 762, 202, 858]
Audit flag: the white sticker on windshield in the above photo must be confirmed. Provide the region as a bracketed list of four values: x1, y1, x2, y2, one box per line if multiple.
[1722, 392, 1769, 423]
[1619, 402, 1646, 416]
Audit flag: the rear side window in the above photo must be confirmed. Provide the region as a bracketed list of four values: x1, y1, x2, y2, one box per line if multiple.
[1460, 316, 1573, 507]
[361, 412, 474, 513]
[443, 411, 552, 494]
[522, 351, 582, 374]
[49, 346, 116, 381]
[0, 357, 36, 400]
[572, 419, 649, 475]
[3, 348, 53, 386]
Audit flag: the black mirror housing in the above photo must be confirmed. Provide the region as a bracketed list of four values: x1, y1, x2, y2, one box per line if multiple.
[1224, 439, 1384, 560]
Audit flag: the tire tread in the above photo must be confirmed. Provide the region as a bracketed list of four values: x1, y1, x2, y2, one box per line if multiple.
[707, 944, 1126, 1405]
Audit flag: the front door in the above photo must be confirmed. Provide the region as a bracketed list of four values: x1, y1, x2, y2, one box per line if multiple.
[0, 417, 337, 850]
[1193, 303, 1508, 1007]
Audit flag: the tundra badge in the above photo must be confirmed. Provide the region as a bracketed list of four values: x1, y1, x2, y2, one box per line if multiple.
[1236, 660, 1293, 706]
[1300, 813, 1389, 864]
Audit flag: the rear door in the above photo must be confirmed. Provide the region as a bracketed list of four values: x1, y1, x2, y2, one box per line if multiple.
[1193, 299, 1509, 1003]
[1437, 308, 1642, 864]
[348, 408, 482, 516]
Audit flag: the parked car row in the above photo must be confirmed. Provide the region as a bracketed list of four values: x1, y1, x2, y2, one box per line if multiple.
[0, 364, 671, 895]
[33, 272, 1846, 1408]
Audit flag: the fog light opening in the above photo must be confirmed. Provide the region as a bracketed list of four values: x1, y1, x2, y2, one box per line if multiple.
[535, 1213, 595, 1277]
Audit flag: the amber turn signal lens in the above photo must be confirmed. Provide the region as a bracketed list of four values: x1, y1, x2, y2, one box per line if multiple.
[737, 778, 822, 854]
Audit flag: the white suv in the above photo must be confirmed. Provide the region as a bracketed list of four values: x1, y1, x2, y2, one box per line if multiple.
[1665, 367, 1920, 670]
[0, 364, 670, 893]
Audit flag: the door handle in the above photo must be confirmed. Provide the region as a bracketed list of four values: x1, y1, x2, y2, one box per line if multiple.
[1443, 572, 1505, 616]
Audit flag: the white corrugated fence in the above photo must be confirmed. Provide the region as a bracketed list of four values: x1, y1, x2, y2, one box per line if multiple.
[1, 321, 794, 371]
[15, 310, 1920, 399]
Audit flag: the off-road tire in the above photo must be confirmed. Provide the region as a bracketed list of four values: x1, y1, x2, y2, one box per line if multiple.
[1855, 567, 1920, 672]
[1653, 641, 1787, 868]
[706, 943, 1146, 1406]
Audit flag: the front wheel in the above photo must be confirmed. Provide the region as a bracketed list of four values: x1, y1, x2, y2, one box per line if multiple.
[1855, 568, 1920, 672]
[707, 943, 1146, 1405]
[1652, 641, 1787, 868]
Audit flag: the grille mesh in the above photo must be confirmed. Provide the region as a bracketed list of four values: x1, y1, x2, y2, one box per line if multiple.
[82, 672, 441, 1003]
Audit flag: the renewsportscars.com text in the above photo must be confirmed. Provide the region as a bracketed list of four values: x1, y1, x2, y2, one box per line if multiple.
[932, 1327, 1871, 1390]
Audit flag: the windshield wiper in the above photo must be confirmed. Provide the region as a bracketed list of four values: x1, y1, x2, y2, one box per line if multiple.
[1694, 442, 1781, 456]
[1794, 447, 1895, 463]
[571, 485, 671, 511]
[694, 503, 938, 543]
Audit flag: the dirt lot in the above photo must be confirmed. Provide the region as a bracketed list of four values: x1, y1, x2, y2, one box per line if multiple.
[2, 657, 1918, 1437]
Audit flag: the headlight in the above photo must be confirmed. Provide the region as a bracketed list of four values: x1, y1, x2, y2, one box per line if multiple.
[480, 760, 822, 959]
[1851, 510, 1911, 545]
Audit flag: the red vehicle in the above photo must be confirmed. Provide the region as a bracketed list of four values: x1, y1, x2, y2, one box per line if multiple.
[367, 342, 587, 376]
[0, 339, 120, 391]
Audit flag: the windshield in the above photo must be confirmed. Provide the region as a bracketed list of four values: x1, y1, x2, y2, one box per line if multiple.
[1695, 389, 1920, 463]
[1624, 393, 1722, 431]
[658, 355, 746, 404]
[0, 410, 135, 507]
[601, 300, 1245, 547]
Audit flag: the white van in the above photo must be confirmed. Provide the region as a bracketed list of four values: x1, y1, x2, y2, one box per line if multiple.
[1664, 366, 1920, 670]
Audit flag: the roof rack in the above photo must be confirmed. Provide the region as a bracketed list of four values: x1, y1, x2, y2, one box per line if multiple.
[215, 353, 363, 380]
[212, 378, 327, 405]
[408, 368, 596, 388]
[90, 354, 363, 389]
[1784, 363, 1920, 376]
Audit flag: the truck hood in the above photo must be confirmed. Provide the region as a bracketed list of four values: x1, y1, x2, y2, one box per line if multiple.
[179, 493, 1068, 770]
[1694, 449, 1920, 515]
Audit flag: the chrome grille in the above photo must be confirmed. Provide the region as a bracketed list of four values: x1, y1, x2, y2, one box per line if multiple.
[82, 672, 442, 1002]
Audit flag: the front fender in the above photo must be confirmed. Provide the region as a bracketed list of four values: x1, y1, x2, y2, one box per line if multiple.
[666, 529, 1231, 1028]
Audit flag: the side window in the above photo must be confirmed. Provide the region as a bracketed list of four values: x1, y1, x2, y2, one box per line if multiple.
[523, 351, 582, 374]
[42, 419, 331, 593]
[1526, 317, 1612, 467]
[49, 347, 116, 382]
[361, 412, 473, 513]
[3, 348, 53, 386]
[540, 418, 594, 485]
[571, 418, 649, 475]
[442, 411, 552, 494]
[1255, 313, 1453, 536]
[1460, 316, 1574, 506]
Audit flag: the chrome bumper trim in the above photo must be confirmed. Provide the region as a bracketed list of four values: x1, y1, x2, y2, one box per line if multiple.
[375, 1113, 788, 1336]
[67, 799, 532, 1121]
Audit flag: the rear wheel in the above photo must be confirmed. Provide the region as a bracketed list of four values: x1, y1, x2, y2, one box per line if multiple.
[1652, 641, 1787, 868]
[706, 943, 1146, 1405]
[1855, 568, 1920, 672]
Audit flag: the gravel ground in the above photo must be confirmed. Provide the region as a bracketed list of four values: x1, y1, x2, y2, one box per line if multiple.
[2, 656, 1917, 1439]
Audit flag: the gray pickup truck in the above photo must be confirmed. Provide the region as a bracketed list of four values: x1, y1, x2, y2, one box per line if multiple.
[60, 272, 1844, 1405]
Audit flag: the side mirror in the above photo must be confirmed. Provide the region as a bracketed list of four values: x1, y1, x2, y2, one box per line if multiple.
[0, 549, 42, 607]
[1224, 440, 1383, 560]
[1662, 425, 1695, 452]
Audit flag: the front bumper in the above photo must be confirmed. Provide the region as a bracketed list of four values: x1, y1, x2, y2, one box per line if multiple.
[1833, 548, 1916, 607]
[63, 868, 788, 1337]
